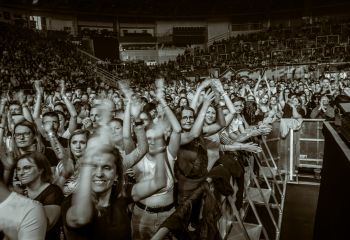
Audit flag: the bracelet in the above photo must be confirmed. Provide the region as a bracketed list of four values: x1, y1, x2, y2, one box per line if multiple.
[222, 92, 228, 97]
[162, 104, 169, 109]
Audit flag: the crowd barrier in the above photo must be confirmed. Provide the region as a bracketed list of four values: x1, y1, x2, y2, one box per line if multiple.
[263, 119, 325, 181]
[152, 119, 325, 240]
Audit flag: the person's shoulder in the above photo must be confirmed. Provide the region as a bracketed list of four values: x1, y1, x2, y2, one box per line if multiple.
[6, 192, 43, 212]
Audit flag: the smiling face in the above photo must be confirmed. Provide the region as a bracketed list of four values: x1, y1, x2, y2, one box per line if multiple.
[270, 96, 277, 105]
[260, 94, 269, 105]
[14, 125, 35, 149]
[205, 106, 216, 125]
[16, 158, 42, 186]
[90, 153, 117, 195]
[180, 109, 194, 131]
[70, 133, 88, 159]
[320, 96, 329, 106]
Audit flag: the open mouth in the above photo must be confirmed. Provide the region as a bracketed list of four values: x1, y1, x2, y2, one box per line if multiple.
[92, 180, 106, 185]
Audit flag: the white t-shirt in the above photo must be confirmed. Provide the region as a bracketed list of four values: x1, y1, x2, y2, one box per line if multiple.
[133, 149, 176, 198]
[0, 192, 47, 240]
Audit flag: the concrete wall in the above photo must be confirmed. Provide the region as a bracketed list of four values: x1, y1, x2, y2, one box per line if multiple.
[46, 17, 74, 34]
[156, 20, 207, 36]
[120, 49, 158, 62]
[78, 20, 113, 27]
[121, 48, 185, 63]
[158, 48, 186, 63]
[207, 20, 231, 40]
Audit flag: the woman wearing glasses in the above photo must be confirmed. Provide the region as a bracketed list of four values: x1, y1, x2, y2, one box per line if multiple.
[12, 120, 45, 158]
[11, 152, 64, 240]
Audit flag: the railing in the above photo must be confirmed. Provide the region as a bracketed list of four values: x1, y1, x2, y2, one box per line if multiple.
[264, 119, 325, 182]
[207, 31, 231, 47]
[77, 48, 121, 88]
[76, 48, 102, 63]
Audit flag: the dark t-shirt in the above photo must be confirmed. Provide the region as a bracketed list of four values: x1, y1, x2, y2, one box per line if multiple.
[43, 148, 60, 167]
[43, 135, 68, 148]
[61, 189, 133, 240]
[35, 184, 65, 240]
[43, 135, 68, 167]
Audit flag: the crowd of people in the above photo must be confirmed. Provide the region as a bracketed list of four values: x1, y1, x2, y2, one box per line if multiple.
[1, 20, 350, 240]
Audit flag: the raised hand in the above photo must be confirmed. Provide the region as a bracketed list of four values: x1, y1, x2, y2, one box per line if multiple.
[199, 79, 212, 90]
[155, 78, 165, 91]
[98, 99, 115, 126]
[60, 80, 66, 97]
[211, 78, 224, 93]
[81, 117, 93, 130]
[118, 80, 133, 101]
[34, 80, 44, 96]
[130, 99, 142, 119]
[202, 89, 215, 105]
[43, 120, 54, 135]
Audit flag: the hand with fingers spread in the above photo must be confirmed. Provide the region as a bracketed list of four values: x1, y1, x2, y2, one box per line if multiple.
[202, 89, 216, 106]
[241, 142, 262, 153]
[211, 78, 224, 94]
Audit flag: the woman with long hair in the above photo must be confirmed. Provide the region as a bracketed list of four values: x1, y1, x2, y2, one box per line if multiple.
[54, 129, 89, 197]
[11, 120, 45, 159]
[13, 152, 64, 240]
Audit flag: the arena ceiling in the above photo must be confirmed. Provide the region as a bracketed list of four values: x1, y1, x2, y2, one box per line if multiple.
[1, 0, 350, 18]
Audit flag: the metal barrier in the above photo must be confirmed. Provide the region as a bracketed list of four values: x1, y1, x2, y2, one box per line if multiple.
[298, 119, 325, 170]
[262, 119, 325, 181]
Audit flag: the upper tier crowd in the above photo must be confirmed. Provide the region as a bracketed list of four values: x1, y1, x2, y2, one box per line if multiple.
[1, 21, 350, 240]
